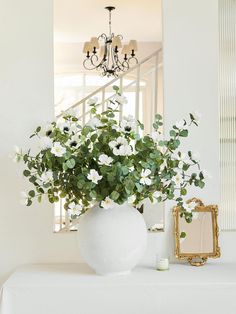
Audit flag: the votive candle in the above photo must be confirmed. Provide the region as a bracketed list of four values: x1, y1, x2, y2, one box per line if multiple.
[157, 258, 169, 271]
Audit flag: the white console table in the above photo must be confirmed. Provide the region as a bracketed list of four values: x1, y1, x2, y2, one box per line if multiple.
[0, 263, 236, 314]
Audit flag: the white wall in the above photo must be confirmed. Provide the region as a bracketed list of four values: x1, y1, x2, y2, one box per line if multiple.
[146, 0, 220, 261]
[0, 0, 81, 285]
[163, 0, 219, 201]
[161, 0, 236, 263]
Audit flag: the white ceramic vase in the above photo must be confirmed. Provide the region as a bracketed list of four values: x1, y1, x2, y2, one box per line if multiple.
[77, 203, 147, 276]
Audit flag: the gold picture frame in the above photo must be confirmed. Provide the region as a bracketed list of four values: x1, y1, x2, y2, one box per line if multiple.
[173, 198, 221, 266]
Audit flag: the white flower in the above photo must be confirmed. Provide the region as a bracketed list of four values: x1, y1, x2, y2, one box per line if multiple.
[70, 123, 80, 134]
[57, 121, 71, 133]
[14, 145, 21, 154]
[101, 197, 115, 209]
[67, 134, 80, 149]
[87, 169, 102, 184]
[159, 160, 167, 172]
[64, 108, 80, 119]
[183, 201, 197, 213]
[20, 191, 28, 206]
[191, 151, 200, 162]
[109, 137, 132, 156]
[149, 131, 160, 142]
[86, 117, 102, 129]
[109, 136, 127, 148]
[177, 152, 187, 161]
[113, 94, 128, 105]
[87, 97, 98, 105]
[175, 119, 186, 129]
[128, 195, 136, 204]
[41, 123, 53, 137]
[40, 170, 53, 183]
[153, 191, 161, 199]
[202, 169, 212, 179]
[98, 154, 113, 166]
[176, 153, 188, 168]
[68, 202, 82, 216]
[151, 191, 162, 204]
[172, 172, 183, 187]
[13, 146, 23, 162]
[111, 124, 119, 131]
[118, 144, 132, 156]
[149, 223, 163, 231]
[191, 111, 201, 123]
[140, 169, 152, 185]
[51, 142, 66, 157]
[39, 136, 53, 150]
[107, 101, 118, 111]
[120, 115, 136, 133]
[88, 142, 94, 153]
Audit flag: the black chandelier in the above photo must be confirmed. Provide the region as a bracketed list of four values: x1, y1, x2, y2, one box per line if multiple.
[82, 6, 138, 78]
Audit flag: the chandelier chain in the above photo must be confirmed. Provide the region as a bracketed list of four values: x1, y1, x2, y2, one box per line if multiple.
[109, 10, 112, 36]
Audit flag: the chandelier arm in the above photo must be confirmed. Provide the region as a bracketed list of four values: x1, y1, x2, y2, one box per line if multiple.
[98, 33, 107, 41]
[89, 54, 100, 67]
[113, 53, 124, 72]
[83, 58, 98, 71]
[114, 53, 129, 72]
[121, 60, 130, 72]
[83, 54, 105, 71]
[128, 56, 139, 65]
[117, 34, 123, 40]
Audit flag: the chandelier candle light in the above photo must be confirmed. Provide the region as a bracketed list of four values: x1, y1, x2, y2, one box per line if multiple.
[82, 6, 138, 77]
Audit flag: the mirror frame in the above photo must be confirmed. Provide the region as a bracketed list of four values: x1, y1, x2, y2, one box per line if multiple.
[173, 198, 221, 266]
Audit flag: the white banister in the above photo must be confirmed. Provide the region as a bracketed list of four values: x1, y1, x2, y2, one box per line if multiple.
[135, 66, 140, 126]
[56, 49, 162, 118]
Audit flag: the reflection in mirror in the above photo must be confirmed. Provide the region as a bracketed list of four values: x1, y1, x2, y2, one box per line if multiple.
[179, 212, 213, 253]
[173, 199, 220, 266]
[142, 200, 164, 232]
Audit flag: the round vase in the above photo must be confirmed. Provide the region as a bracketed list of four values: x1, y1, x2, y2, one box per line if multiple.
[77, 203, 147, 276]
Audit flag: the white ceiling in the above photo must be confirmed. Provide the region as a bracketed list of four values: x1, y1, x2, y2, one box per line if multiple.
[54, 0, 162, 43]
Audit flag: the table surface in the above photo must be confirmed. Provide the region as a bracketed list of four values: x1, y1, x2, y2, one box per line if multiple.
[3, 262, 236, 287]
[1, 262, 236, 314]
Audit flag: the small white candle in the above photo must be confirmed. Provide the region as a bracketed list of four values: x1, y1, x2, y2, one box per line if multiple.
[157, 258, 169, 271]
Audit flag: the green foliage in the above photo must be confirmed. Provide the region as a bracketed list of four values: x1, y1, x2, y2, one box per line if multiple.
[16, 88, 205, 223]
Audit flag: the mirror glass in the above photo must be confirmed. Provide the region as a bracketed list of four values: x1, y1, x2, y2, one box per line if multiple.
[179, 212, 213, 253]
[53, 0, 164, 232]
[143, 200, 164, 232]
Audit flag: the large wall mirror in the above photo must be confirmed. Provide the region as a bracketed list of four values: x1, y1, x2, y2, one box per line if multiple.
[53, 0, 164, 232]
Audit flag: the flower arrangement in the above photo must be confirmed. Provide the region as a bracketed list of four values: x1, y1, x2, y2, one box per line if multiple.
[15, 86, 205, 223]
